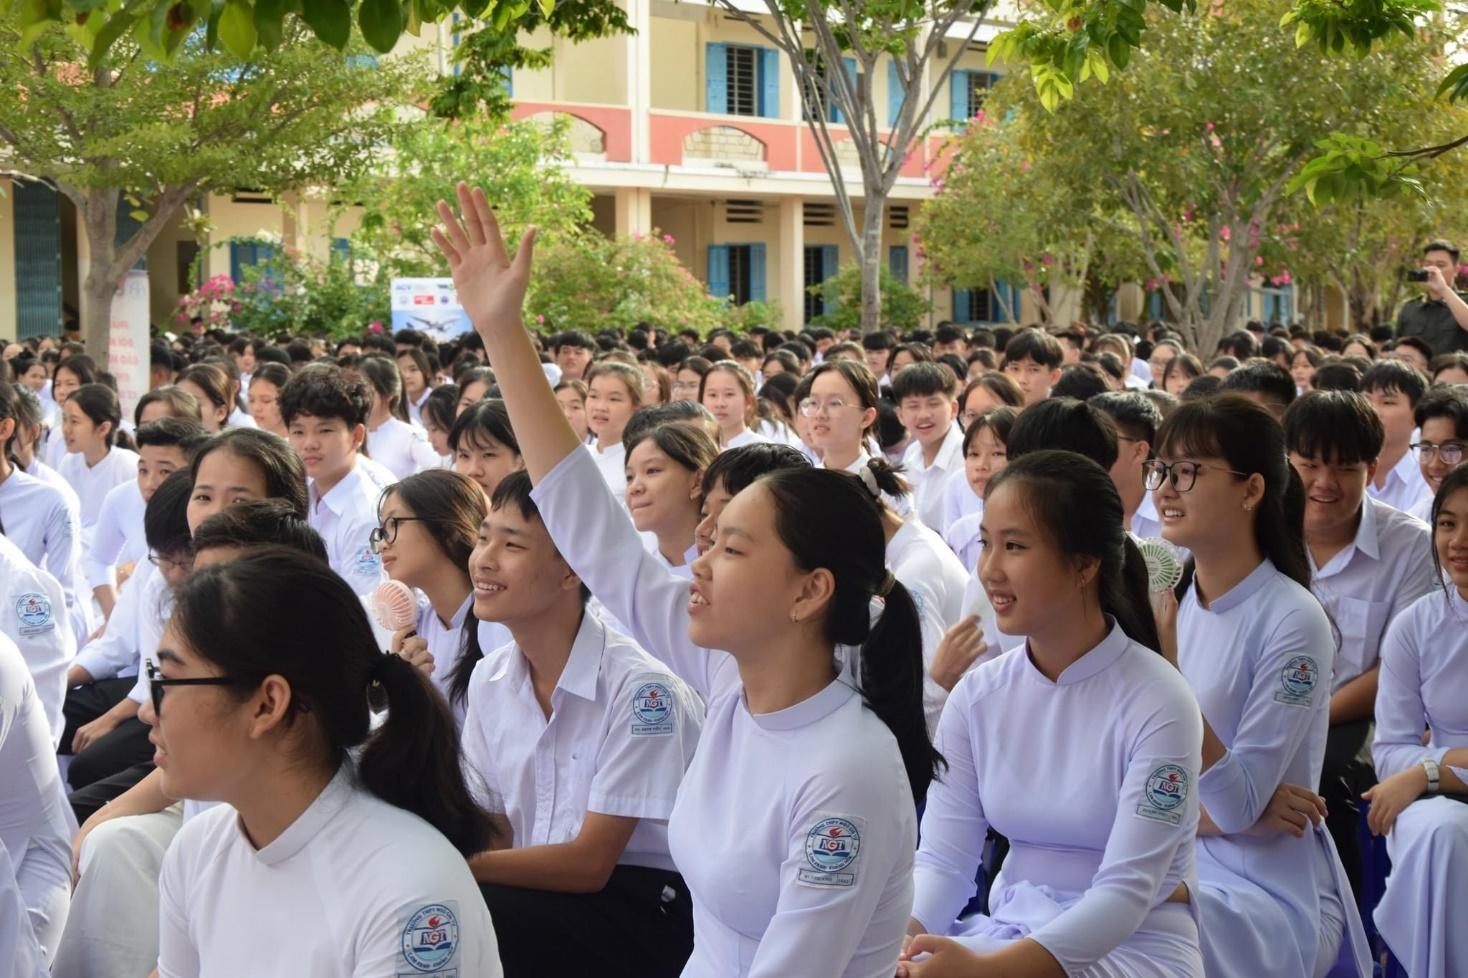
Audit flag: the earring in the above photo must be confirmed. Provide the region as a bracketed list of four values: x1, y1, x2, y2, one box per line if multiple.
[790, 611, 800, 623]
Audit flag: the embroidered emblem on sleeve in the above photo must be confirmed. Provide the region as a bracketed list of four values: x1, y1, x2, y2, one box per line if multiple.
[1135, 763, 1190, 826]
[398, 902, 460, 974]
[798, 815, 863, 887]
[355, 545, 382, 577]
[631, 681, 676, 736]
[1274, 655, 1319, 707]
[14, 593, 54, 637]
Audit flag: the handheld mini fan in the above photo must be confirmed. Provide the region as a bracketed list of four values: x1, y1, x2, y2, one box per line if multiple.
[1137, 538, 1183, 595]
[370, 579, 418, 633]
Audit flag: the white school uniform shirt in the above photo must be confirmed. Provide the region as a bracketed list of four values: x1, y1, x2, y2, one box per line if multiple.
[944, 508, 983, 575]
[0, 533, 74, 740]
[123, 568, 175, 708]
[1369, 588, 1468, 978]
[0, 467, 92, 641]
[1177, 559, 1371, 978]
[41, 427, 69, 472]
[941, 468, 983, 537]
[828, 449, 914, 520]
[913, 623, 1204, 976]
[722, 426, 770, 451]
[70, 561, 160, 683]
[1131, 492, 1163, 541]
[1407, 493, 1432, 523]
[0, 633, 72, 959]
[460, 612, 701, 872]
[531, 448, 918, 977]
[887, 519, 972, 733]
[901, 424, 964, 531]
[1308, 497, 1435, 691]
[590, 438, 628, 500]
[308, 466, 387, 596]
[58, 446, 140, 531]
[157, 766, 502, 978]
[1367, 447, 1433, 515]
[0, 839, 48, 978]
[224, 406, 256, 429]
[22, 458, 80, 520]
[413, 592, 474, 729]
[354, 452, 398, 492]
[83, 479, 147, 589]
[406, 388, 432, 427]
[366, 417, 440, 480]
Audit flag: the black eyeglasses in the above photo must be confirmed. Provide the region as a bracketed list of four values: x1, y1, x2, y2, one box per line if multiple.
[1142, 459, 1250, 493]
[369, 516, 432, 550]
[145, 661, 238, 717]
[148, 551, 195, 574]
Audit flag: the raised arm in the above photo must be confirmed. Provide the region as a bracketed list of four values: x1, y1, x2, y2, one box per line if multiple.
[431, 184, 578, 482]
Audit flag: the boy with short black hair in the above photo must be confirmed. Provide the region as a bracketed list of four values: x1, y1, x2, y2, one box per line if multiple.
[861, 331, 895, 381]
[278, 363, 385, 595]
[1218, 361, 1297, 419]
[1089, 391, 1164, 538]
[1409, 385, 1468, 521]
[552, 330, 597, 381]
[1360, 360, 1432, 513]
[1001, 328, 1063, 406]
[892, 362, 963, 532]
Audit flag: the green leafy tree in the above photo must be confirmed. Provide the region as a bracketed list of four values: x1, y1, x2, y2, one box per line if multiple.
[810, 262, 930, 332]
[0, 18, 421, 353]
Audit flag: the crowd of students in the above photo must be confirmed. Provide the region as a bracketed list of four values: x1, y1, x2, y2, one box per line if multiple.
[0, 201, 1465, 978]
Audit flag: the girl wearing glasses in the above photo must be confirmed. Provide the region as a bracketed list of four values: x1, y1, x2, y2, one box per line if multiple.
[374, 470, 487, 728]
[143, 549, 503, 977]
[1407, 385, 1468, 522]
[1150, 395, 1371, 978]
[1363, 464, 1468, 978]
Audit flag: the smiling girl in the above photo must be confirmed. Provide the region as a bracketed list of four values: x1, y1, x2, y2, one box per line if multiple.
[624, 423, 717, 573]
[58, 385, 140, 532]
[585, 361, 643, 498]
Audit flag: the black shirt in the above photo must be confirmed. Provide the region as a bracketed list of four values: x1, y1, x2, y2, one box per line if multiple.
[1397, 292, 1468, 355]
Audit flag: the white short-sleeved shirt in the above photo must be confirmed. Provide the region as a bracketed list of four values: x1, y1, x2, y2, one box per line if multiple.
[944, 509, 983, 575]
[58, 446, 140, 531]
[354, 453, 398, 492]
[225, 407, 257, 430]
[308, 466, 387, 596]
[941, 469, 983, 539]
[888, 519, 972, 731]
[407, 388, 432, 428]
[1308, 497, 1436, 691]
[0, 534, 74, 739]
[722, 426, 770, 451]
[367, 417, 440, 481]
[0, 468, 92, 640]
[413, 593, 474, 729]
[71, 561, 162, 683]
[459, 612, 701, 872]
[590, 439, 628, 501]
[900, 424, 964, 532]
[1372, 588, 1468, 781]
[1368, 448, 1433, 516]
[914, 624, 1203, 974]
[0, 634, 72, 949]
[83, 479, 147, 589]
[669, 679, 918, 978]
[157, 767, 502, 978]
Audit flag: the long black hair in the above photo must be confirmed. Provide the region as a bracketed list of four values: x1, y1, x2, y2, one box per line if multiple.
[1430, 463, 1468, 593]
[986, 450, 1159, 652]
[170, 547, 495, 855]
[757, 467, 942, 805]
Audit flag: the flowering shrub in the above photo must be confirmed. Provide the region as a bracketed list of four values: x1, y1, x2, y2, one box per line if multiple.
[174, 275, 238, 330]
[225, 237, 390, 339]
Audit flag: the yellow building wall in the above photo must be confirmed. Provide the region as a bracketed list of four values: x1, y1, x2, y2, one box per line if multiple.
[0, 180, 16, 341]
[650, 18, 701, 113]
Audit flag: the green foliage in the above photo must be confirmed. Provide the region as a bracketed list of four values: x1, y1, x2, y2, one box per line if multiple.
[1280, 0, 1436, 55]
[723, 300, 784, 333]
[221, 236, 390, 338]
[1287, 133, 1424, 204]
[809, 263, 930, 332]
[526, 232, 727, 336]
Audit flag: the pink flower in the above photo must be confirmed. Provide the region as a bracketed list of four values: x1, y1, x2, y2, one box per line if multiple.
[368, 321, 384, 333]
[535, 314, 545, 324]
[1219, 226, 1231, 241]
[1205, 122, 1215, 132]
[1255, 256, 1264, 266]
[662, 234, 675, 245]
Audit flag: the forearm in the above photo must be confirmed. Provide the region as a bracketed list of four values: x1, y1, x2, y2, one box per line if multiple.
[92, 584, 117, 619]
[1445, 289, 1468, 332]
[475, 319, 580, 483]
[103, 697, 141, 724]
[974, 938, 1066, 978]
[1441, 748, 1468, 794]
[1329, 666, 1378, 725]
[101, 767, 175, 818]
[468, 841, 615, 894]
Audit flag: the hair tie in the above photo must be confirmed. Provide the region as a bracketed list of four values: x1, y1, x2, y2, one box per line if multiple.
[858, 462, 882, 500]
[877, 570, 896, 598]
[369, 652, 395, 689]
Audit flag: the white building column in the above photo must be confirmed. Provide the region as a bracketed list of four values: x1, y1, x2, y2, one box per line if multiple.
[614, 188, 653, 238]
[624, 0, 651, 163]
[778, 196, 804, 330]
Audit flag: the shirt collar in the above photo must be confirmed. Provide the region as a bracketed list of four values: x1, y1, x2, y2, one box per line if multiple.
[311, 464, 364, 517]
[932, 423, 964, 471]
[250, 765, 352, 865]
[556, 611, 607, 702]
[1024, 618, 1130, 687]
[748, 678, 857, 731]
[1194, 557, 1275, 613]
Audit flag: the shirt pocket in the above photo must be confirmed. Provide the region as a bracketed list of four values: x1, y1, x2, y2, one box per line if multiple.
[552, 752, 597, 842]
[1332, 596, 1391, 683]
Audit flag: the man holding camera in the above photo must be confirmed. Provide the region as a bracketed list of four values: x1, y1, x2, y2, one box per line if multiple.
[1396, 240, 1468, 356]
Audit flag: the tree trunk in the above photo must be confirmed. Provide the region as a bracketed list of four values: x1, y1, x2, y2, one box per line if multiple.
[78, 188, 123, 356]
[859, 191, 886, 333]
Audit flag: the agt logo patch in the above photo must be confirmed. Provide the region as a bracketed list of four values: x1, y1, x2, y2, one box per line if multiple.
[13, 592, 54, 637]
[1136, 763, 1190, 826]
[630, 681, 675, 736]
[355, 545, 382, 577]
[398, 902, 459, 974]
[799, 816, 862, 887]
[1275, 655, 1319, 707]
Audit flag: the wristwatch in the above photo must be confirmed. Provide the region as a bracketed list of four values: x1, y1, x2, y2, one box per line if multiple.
[1421, 757, 1441, 795]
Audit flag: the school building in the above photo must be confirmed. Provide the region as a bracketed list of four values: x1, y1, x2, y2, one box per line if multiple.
[0, 0, 1312, 341]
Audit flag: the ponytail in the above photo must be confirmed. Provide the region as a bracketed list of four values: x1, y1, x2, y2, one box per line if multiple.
[858, 456, 912, 502]
[360, 651, 494, 855]
[1112, 537, 1160, 651]
[861, 578, 943, 805]
[446, 620, 483, 712]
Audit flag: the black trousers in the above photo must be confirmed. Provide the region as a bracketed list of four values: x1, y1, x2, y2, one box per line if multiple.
[61, 679, 156, 820]
[1321, 717, 1374, 900]
[480, 864, 693, 978]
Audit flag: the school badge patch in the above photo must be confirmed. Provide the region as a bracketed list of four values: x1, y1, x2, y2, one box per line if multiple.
[1136, 763, 1190, 826]
[631, 681, 676, 736]
[398, 902, 460, 975]
[14, 592, 54, 637]
[799, 815, 863, 887]
[1274, 654, 1319, 707]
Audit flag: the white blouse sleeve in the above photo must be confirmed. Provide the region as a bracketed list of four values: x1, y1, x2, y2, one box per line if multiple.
[911, 679, 989, 932]
[1372, 602, 1445, 779]
[82, 486, 129, 589]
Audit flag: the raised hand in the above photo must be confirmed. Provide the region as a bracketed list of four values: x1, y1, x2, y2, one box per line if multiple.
[431, 182, 536, 343]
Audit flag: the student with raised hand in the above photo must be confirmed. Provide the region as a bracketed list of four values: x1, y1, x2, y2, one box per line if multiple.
[461, 472, 701, 978]
[144, 548, 502, 978]
[84, 418, 208, 620]
[375, 469, 486, 728]
[1281, 390, 1437, 892]
[1149, 394, 1372, 978]
[901, 451, 1204, 978]
[1363, 464, 1468, 978]
[279, 364, 387, 595]
[625, 421, 717, 575]
[700, 359, 768, 450]
[432, 184, 939, 977]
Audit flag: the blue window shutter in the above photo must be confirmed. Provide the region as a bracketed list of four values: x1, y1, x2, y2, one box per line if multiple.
[231, 241, 276, 284]
[759, 47, 779, 117]
[331, 238, 351, 262]
[830, 57, 856, 124]
[950, 69, 970, 121]
[13, 182, 62, 341]
[706, 43, 728, 113]
[501, 65, 513, 97]
[953, 289, 971, 323]
[1146, 290, 1162, 321]
[707, 245, 731, 302]
[749, 244, 767, 301]
[820, 245, 839, 309]
[888, 60, 904, 127]
[889, 245, 909, 282]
